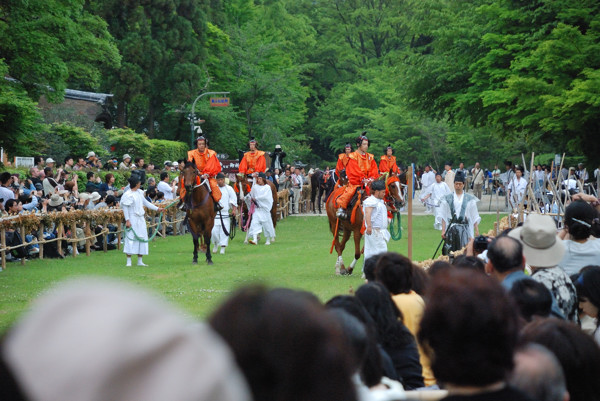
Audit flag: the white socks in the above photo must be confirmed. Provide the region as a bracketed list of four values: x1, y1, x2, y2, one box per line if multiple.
[220, 246, 225, 254]
[137, 256, 147, 267]
[126, 256, 132, 267]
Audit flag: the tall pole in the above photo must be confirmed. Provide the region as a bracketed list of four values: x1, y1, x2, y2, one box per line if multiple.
[189, 91, 230, 148]
[408, 165, 413, 261]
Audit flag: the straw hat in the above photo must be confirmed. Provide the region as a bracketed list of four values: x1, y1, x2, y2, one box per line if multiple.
[86, 151, 96, 159]
[89, 192, 101, 202]
[509, 214, 565, 267]
[123, 154, 132, 161]
[48, 194, 64, 207]
[78, 193, 90, 201]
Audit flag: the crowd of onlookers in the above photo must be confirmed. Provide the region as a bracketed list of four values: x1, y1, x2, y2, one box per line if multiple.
[2, 199, 599, 401]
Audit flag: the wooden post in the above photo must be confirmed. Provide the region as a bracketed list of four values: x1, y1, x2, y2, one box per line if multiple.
[84, 223, 91, 256]
[407, 165, 413, 261]
[20, 225, 27, 266]
[102, 224, 108, 253]
[71, 223, 78, 257]
[57, 222, 64, 258]
[161, 211, 167, 238]
[38, 224, 45, 260]
[1, 228, 6, 270]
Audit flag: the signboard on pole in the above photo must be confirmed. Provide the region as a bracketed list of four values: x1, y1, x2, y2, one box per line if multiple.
[210, 97, 230, 107]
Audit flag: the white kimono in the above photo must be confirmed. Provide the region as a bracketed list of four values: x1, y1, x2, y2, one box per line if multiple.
[507, 176, 527, 207]
[248, 183, 276, 239]
[362, 195, 390, 261]
[121, 189, 158, 255]
[440, 192, 481, 239]
[420, 171, 436, 212]
[424, 182, 452, 230]
[211, 184, 237, 247]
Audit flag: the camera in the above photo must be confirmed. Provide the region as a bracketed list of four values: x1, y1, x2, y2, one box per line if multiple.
[473, 235, 489, 253]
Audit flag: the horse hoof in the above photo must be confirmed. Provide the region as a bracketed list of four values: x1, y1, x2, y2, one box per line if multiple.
[340, 268, 348, 276]
[192, 260, 198, 265]
[207, 260, 214, 265]
[347, 267, 354, 275]
[335, 267, 341, 275]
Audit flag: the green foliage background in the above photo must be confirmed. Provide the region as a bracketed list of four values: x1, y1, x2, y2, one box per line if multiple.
[2, 0, 599, 167]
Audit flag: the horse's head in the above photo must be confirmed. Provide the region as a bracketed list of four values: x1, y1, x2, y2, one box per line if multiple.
[385, 174, 404, 211]
[338, 170, 349, 186]
[182, 162, 198, 192]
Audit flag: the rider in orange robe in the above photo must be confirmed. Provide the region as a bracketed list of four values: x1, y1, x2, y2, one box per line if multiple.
[184, 136, 222, 206]
[335, 134, 379, 218]
[335, 143, 352, 179]
[237, 138, 266, 194]
[379, 144, 399, 174]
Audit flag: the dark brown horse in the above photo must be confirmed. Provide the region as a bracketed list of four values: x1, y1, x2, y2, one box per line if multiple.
[181, 162, 216, 265]
[234, 174, 278, 242]
[326, 173, 404, 275]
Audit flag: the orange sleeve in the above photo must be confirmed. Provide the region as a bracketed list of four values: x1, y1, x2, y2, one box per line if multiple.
[335, 155, 345, 175]
[187, 150, 195, 163]
[239, 155, 248, 174]
[203, 151, 222, 177]
[379, 157, 389, 174]
[368, 158, 379, 179]
[255, 154, 266, 173]
[346, 158, 364, 185]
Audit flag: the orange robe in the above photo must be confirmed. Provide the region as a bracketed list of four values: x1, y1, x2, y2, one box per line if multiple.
[183, 148, 222, 201]
[335, 151, 379, 208]
[379, 155, 399, 174]
[335, 153, 351, 177]
[238, 150, 266, 175]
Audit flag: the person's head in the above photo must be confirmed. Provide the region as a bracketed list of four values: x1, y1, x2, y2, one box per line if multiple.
[34, 156, 44, 167]
[43, 167, 53, 179]
[356, 133, 369, 153]
[76, 157, 85, 166]
[564, 200, 597, 241]
[435, 172, 442, 183]
[454, 170, 466, 193]
[418, 270, 519, 387]
[505, 160, 513, 170]
[104, 173, 115, 185]
[285, 169, 291, 176]
[508, 213, 565, 269]
[509, 279, 553, 322]
[354, 283, 406, 346]
[411, 264, 430, 296]
[486, 236, 524, 277]
[147, 177, 156, 186]
[64, 181, 75, 193]
[216, 172, 226, 187]
[105, 195, 117, 207]
[425, 165, 431, 172]
[86, 171, 95, 181]
[134, 157, 144, 167]
[45, 158, 55, 168]
[1, 279, 251, 401]
[128, 176, 141, 190]
[160, 172, 169, 182]
[64, 156, 73, 167]
[123, 154, 132, 164]
[452, 255, 485, 273]
[427, 260, 453, 277]
[86, 151, 96, 161]
[385, 145, 393, 156]
[444, 162, 452, 171]
[5, 199, 22, 214]
[459, 162, 464, 169]
[510, 344, 569, 401]
[370, 180, 385, 199]
[344, 143, 352, 154]
[375, 252, 413, 295]
[574, 266, 600, 320]
[209, 285, 357, 401]
[248, 139, 257, 151]
[516, 165, 524, 178]
[362, 254, 380, 282]
[519, 318, 600, 401]
[196, 136, 208, 151]
[256, 172, 266, 185]
[475, 162, 480, 169]
[0, 171, 12, 185]
[326, 309, 368, 376]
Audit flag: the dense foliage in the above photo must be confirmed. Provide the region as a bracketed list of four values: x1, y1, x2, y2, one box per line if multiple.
[1, 0, 599, 167]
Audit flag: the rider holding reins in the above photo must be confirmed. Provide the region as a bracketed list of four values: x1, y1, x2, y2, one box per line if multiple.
[335, 133, 379, 219]
[183, 135, 222, 210]
[237, 138, 267, 193]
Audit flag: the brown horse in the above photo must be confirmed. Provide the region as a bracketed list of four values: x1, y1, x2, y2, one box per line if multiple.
[181, 162, 216, 265]
[326, 173, 404, 275]
[234, 174, 278, 242]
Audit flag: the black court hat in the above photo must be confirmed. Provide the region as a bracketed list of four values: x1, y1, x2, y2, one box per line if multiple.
[216, 172, 225, 179]
[454, 170, 466, 183]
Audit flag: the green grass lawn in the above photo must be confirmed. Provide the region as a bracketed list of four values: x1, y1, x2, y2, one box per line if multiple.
[0, 214, 502, 332]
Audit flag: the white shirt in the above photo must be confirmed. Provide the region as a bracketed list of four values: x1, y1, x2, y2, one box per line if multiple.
[218, 184, 237, 212]
[562, 178, 578, 190]
[0, 186, 15, 201]
[421, 171, 435, 188]
[559, 238, 600, 276]
[157, 180, 174, 200]
[363, 195, 387, 230]
[507, 176, 527, 204]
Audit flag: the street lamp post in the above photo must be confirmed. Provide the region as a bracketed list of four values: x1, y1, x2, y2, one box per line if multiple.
[189, 91, 230, 148]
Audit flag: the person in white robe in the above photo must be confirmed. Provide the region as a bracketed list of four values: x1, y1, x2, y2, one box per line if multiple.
[421, 173, 452, 230]
[420, 165, 436, 213]
[506, 166, 528, 209]
[121, 176, 164, 266]
[212, 173, 238, 254]
[247, 172, 275, 245]
[440, 171, 481, 253]
[363, 180, 390, 261]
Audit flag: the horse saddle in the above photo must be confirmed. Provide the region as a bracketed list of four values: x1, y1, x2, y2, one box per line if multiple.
[348, 187, 363, 211]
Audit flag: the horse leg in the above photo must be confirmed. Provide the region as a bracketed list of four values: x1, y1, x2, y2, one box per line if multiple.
[192, 236, 199, 264]
[347, 231, 362, 276]
[205, 231, 213, 265]
[336, 229, 352, 276]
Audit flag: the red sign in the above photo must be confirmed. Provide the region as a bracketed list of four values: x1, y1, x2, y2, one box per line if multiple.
[210, 97, 230, 107]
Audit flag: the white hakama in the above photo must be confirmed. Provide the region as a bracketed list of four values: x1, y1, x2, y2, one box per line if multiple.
[121, 189, 158, 255]
[422, 182, 451, 230]
[362, 195, 390, 261]
[211, 184, 237, 247]
[248, 183, 276, 240]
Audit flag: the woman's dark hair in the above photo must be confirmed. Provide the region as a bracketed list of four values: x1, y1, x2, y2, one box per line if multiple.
[574, 265, 600, 317]
[326, 309, 368, 374]
[375, 252, 413, 294]
[363, 254, 380, 282]
[86, 171, 94, 180]
[509, 278, 552, 322]
[565, 200, 596, 240]
[419, 270, 519, 386]
[520, 318, 600, 401]
[326, 295, 387, 386]
[427, 260, 453, 277]
[104, 173, 114, 184]
[411, 264, 429, 296]
[64, 182, 75, 192]
[209, 285, 357, 401]
[354, 283, 411, 348]
[43, 167, 53, 178]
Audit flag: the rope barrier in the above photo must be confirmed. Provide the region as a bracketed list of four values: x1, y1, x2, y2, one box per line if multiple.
[390, 211, 402, 240]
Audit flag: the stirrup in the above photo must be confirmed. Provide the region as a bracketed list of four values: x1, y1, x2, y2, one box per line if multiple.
[336, 207, 348, 219]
